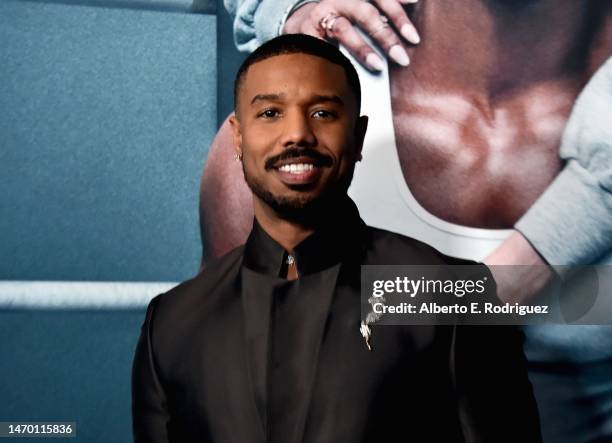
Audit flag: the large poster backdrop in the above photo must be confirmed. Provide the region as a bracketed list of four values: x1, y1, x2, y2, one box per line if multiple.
[206, 2, 612, 443]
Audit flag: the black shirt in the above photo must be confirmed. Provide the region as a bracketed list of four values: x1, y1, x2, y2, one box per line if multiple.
[241, 198, 364, 441]
[132, 197, 541, 443]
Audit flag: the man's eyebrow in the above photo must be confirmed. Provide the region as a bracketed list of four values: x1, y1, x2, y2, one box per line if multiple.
[250, 93, 285, 105]
[249, 93, 345, 105]
[311, 94, 344, 105]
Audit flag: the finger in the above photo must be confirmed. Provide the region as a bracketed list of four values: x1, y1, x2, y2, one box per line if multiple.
[301, 3, 340, 40]
[304, 4, 384, 71]
[347, 2, 410, 66]
[327, 15, 386, 72]
[300, 14, 326, 39]
[373, 0, 420, 44]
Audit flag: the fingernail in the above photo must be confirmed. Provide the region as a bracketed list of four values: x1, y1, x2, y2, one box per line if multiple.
[401, 24, 420, 44]
[389, 45, 410, 66]
[366, 53, 385, 71]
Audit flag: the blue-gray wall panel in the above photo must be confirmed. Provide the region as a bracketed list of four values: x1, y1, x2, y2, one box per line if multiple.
[0, 2, 216, 281]
[0, 309, 145, 442]
[11, 0, 216, 14]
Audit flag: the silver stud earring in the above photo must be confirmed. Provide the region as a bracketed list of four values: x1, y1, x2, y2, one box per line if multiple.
[233, 152, 243, 162]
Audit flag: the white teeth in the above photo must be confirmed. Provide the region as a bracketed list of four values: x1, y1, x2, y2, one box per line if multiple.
[278, 163, 314, 174]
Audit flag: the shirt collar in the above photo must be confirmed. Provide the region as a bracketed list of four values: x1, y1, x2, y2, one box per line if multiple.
[243, 196, 366, 277]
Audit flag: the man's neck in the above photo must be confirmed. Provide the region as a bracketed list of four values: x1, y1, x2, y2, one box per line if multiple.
[252, 199, 315, 253]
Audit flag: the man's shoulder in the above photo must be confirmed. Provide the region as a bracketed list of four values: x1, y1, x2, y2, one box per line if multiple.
[363, 226, 475, 266]
[140, 246, 246, 369]
[150, 244, 245, 319]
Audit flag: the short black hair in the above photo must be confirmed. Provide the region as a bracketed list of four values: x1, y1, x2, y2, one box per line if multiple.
[233, 34, 361, 113]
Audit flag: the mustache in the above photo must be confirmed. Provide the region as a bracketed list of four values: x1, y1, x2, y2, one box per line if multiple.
[265, 147, 333, 170]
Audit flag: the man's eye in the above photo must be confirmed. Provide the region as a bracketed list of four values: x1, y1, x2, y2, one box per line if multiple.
[312, 110, 335, 119]
[259, 109, 280, 119]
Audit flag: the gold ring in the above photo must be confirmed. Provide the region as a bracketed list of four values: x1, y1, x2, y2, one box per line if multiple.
[319, 11, 343, 38]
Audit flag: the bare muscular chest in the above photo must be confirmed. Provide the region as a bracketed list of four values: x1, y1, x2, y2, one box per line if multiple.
[389, 76, 575, 228]
[385, 0, 611, 228]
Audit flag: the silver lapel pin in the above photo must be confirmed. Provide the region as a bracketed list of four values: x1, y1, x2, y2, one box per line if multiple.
[360, 321, 372, 351]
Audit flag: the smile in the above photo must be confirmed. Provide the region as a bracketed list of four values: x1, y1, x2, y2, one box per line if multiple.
[277, 163, 315, 174]
[273, 160, 323, 186]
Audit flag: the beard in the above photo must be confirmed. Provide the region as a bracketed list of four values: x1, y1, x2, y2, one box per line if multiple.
[242, 161, 357, 225]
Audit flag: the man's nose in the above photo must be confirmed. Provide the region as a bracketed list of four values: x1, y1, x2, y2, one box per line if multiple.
[280, 111, 316, 148]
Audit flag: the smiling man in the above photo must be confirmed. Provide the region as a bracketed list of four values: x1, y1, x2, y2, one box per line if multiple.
[132, 34, 541, 442]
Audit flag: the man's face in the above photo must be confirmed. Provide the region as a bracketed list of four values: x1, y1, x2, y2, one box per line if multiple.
[230, 53, 367, 218]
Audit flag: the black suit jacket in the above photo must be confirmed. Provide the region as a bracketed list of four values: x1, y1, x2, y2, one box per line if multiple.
[132, 220, 541, 443]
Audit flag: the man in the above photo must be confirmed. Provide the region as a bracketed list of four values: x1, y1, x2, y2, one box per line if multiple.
[132, 35, 541, 442]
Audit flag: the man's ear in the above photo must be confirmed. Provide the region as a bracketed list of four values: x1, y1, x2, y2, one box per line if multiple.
[228, 112, 243, 158]
[354, 115, 368, 161]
